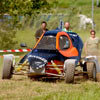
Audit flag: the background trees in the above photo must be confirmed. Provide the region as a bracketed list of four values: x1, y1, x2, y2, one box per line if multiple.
[0, 0, 50, 49]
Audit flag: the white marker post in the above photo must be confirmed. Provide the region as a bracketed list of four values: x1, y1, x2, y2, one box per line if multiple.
[97, 0, 99, 7]
[92, 0, 94, 29]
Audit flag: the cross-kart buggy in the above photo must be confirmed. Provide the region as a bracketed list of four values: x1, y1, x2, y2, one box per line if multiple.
[2, 29, 100, 83]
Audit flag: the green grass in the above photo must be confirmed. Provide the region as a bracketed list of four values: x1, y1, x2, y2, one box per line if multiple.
[0, 70, 100, 100]
[14, 28, 36, 49]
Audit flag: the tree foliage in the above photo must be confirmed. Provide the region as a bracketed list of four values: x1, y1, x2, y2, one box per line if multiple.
[0, 0, 49, 15]
[0, 0, 50, 49]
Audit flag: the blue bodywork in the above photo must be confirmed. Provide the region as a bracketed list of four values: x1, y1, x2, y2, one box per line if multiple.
[19, 29, 83, 66]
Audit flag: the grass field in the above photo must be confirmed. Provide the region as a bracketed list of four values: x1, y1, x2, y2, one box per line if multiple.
[1, 79, 100, 100]
[0, 58, 100, 100]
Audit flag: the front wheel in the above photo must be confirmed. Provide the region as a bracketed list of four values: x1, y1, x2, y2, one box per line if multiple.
[2, 56, 14, 79]
[64, 59, 75, 83]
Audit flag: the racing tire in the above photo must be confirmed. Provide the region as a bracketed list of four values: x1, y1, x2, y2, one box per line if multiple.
[64, 59, 75, 83]
[87, 62, 94, 78]
[2, 56, 13, 79]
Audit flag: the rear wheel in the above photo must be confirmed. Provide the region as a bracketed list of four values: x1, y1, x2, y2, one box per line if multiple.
[2, 56, 14, 79]
[64, 59, 75, 83]
[92, 64, 100, 82]
[87, 62, 100, 82]
[92, 64, 96, 81]
[87, 62, 94, 78]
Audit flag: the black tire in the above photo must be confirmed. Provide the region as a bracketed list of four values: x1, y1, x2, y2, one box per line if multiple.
[64, 59, 75, 83]
[87, 62, 94, 78]
[2, 56, 13, 79]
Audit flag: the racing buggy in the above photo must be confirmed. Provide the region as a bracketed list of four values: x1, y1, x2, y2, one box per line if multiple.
[2, 29, 100, 83]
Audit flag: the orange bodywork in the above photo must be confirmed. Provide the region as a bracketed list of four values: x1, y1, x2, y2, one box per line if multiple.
[56, 31, 78, 57]
[34, 31, 78, 57]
